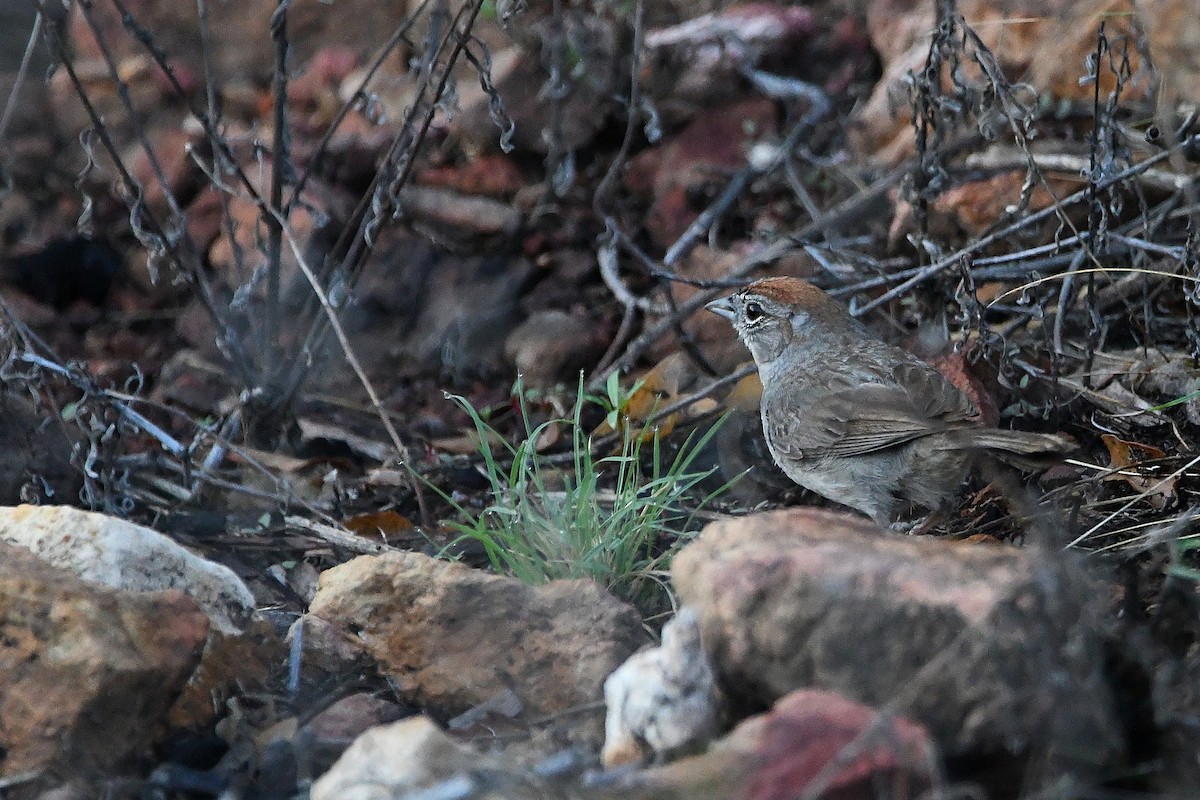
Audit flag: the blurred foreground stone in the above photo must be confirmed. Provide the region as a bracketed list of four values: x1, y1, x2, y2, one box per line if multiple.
[602, 608, 723, 766]
[671, 509, 1123, 770]
[601, 689, 935, 800]
[308, 550, 649, 748]
[0, 542, 208, 797]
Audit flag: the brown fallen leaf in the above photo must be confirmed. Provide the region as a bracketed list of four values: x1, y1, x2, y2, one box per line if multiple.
[1100, 433, 1177, 509]
[343, 509, 415, 539]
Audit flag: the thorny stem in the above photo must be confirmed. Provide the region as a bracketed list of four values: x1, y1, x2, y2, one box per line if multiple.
[38, 1, 255, 390]
[277, 0, 489, 410]
[264, 0, 291, 391]
[286, 0, 432, 213]
[852, 131, 1200, 317]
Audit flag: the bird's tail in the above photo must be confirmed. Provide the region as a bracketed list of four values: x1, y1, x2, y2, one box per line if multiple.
[948, 429, 1076, 469]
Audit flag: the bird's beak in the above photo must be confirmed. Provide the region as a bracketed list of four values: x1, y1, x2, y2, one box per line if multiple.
[705, 296, 737, 321]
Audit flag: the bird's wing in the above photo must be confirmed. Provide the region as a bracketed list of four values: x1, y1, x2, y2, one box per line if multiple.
[767, 361, 976, 459]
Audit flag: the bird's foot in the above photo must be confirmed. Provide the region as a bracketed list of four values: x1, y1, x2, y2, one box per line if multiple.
[888, 512, 944, 536]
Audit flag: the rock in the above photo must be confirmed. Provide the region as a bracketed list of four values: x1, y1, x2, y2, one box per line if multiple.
[504, 309, 603, 388]
[0, 541, 208, 795]
[453, 17, 620, 155]
[61, 0, 411, 100]
[167, 619, 278, 730]
[627, 98, 779, 251]
[1144, 0, 1200, 105]
[671, 509, 1123, 768]
[396, 185, 523, 249]
[605, 689, 935, 800]
[0, 504, 256, 634]
[287, 613, 369, 676]
[309, 716, 497, 800]
[417, 154, 525, 197]
[602, 607, 723, 766]
[642, 4, 816, 126]
[889, 170, 1085, 244]
[851, 0, 1161, 162]
[299, 693, 410, 778]
[308, 551, 649, 746]
[333, 232, 532, 383]
[304, 693, 409, 746]
[123, 126, 201, 223]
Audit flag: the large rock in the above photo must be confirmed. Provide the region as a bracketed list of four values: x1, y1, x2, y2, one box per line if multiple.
[0, 541, 208, 795]
[0, 504, 255, 634]
[308, 551, 649, 745]
[671, 509, 1123, 768]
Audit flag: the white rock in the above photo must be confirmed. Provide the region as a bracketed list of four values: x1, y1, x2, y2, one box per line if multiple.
[0, 504, 255, 634]
[311, 717, 483, 800]
[602, 606, 723, 766]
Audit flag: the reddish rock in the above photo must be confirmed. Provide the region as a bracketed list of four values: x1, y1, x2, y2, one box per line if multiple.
[671, 509, 1123, 767]
[628, 98, 778, 250]
[417, 154, 525, 197]
[64, 0, 409, 91]
[889, 170, 1086, 245]
[613, 689, 935, 800]
[124, 126, 201, 222]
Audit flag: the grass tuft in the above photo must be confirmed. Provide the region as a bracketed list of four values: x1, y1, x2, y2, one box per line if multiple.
[437, 375, 731, 613]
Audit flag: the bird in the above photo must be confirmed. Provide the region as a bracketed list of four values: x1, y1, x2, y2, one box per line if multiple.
[705, 276, 1074, 526]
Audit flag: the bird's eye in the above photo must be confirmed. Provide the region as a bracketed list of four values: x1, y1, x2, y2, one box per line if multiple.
[744, 301, 764, 323]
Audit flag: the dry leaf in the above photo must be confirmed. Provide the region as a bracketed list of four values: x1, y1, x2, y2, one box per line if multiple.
[343, 509, 415, 541]
[1100, 433, 1176, 509]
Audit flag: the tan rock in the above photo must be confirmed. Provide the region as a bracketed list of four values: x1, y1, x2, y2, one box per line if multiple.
[852, 0, 1152, 162]
[0, 542, 208, 794]
[0, 504, 255, 635]
[309, 551, 648, 746]
[671, 509, 1123, 766]
[310, 716, 498, 800]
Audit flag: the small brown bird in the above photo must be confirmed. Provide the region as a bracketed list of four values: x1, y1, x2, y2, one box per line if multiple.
[706, 277, 1073, 526]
